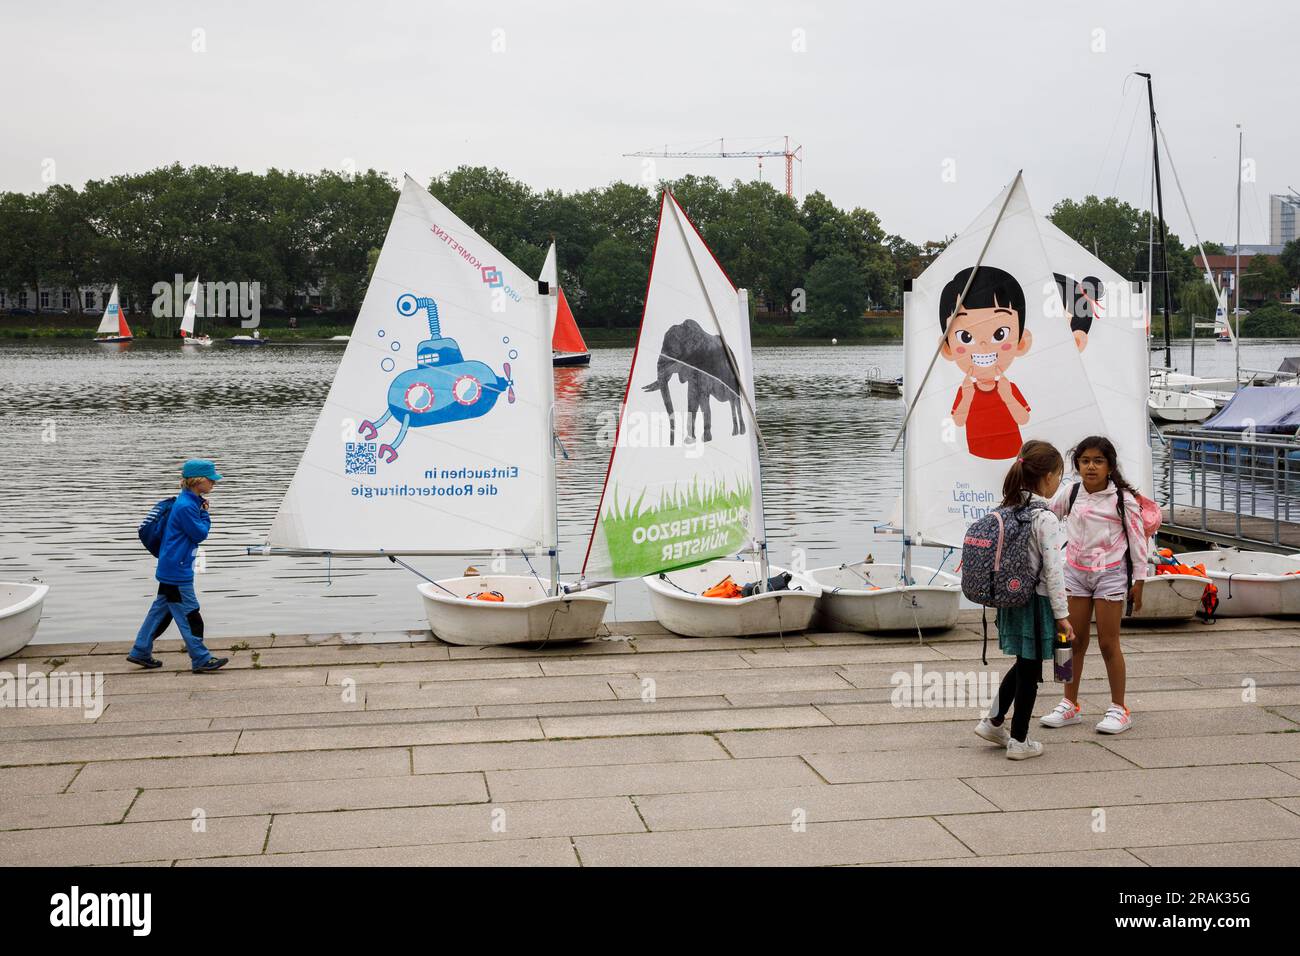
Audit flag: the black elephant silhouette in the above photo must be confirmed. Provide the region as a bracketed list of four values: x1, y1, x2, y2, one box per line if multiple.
[642, 318, 745, 445]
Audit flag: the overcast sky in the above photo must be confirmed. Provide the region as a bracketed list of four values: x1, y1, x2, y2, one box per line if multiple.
[3, 0, 1293, 245]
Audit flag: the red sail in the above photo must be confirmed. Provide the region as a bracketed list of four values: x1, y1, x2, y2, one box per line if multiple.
[552, 287, 587, 354]
[118, 303, 132, 338]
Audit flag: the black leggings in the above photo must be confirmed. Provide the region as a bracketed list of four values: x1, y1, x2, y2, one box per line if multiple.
[990, 656, 1042, 743]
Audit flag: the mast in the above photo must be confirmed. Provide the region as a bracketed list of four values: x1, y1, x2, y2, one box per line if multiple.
[1138, 72, 1173, 370]
[1236, 124, 1243, 385]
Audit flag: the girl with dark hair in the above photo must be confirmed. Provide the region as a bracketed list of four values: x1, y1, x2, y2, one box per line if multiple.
[974, 440, 1074, 760]
[1040, 436, 1148, 735]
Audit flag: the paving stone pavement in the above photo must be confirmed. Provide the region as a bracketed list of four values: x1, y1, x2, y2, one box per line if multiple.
[3, 613, 1299, 866]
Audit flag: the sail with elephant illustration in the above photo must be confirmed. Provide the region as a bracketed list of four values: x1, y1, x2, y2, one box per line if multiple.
[581, 191, 766, 582]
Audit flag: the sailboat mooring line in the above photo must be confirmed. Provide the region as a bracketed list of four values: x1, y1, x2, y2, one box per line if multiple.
[891, 169, 1023, 452]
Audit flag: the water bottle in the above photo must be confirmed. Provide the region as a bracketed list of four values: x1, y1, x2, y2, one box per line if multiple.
[1053, 627, 1073, 684]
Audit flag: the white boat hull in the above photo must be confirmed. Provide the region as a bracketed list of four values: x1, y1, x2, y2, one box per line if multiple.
[182, 337, 214, 347]
[1148, 387, 1215, 423]
[418, 575, 611, 646]
[0, 583, 49, 659]
[1127, 573, 1213, 621]
[807, 563, 962, 633]
[1174, 549, 1300, 617]
[642, 559, 821, 638]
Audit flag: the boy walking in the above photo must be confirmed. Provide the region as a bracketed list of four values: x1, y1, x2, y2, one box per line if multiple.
[128, 459, 229, 673]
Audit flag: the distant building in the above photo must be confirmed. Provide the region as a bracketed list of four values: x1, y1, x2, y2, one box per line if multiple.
[1194, 251, 1299, 306]
[1272, 194, 1300, 246]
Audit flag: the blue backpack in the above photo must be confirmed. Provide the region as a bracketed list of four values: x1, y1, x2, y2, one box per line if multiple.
[138, 497, 176, 557]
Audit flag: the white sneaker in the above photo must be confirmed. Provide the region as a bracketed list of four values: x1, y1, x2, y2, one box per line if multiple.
[1006, 738, 1044, 760]
[974, 717, 1010, 746]
[1039, 698, 1083, 728]
[1096, 703, 1133, 734]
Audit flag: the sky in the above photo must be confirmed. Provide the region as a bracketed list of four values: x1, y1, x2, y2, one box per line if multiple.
[2, 0, 1294, 245]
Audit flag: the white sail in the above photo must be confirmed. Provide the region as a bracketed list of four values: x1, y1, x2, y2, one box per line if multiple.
[583, 192, 762, 580]
[1037, 216, 1152, 496]
[180, 276, 200, 336]
[903, 175, 1149, 547]
[267, 175, 555, 554]
[538, 242, 559, 336]
[95, 285, 122, 335]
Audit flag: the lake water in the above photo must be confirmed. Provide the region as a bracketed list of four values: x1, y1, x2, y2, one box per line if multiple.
[2, 336, 1297, 645]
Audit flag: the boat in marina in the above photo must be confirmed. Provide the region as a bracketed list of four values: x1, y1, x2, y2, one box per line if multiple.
[92, 286, 132, 343]
[808, 561, 961, 633]
[1173, 548, 1300, 617]
[540, 243, 591, 367]
[179, 277, 213, 346]
[1148, 386, 1216, 423]
[580, 191, 820, 638]
[258, 175, 610, 645]
[0, 582, 49, 659]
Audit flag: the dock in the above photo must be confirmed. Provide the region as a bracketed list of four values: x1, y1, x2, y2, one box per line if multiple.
[3, 614, 1300, 866]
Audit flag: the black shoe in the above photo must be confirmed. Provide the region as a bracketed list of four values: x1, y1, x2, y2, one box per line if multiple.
[192, 656, 229, 674]
[126, 654, 162, 669]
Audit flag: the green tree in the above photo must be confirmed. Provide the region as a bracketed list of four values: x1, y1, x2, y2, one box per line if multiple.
[583, 237, 648, 327]
[797, 252, 867, 338]
[1279, 239, 1300, 286]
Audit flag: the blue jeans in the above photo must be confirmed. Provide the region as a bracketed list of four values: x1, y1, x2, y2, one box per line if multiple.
[132, 582, 213, 667]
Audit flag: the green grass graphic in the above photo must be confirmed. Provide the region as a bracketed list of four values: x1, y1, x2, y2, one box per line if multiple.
[600, 476, 753, 577]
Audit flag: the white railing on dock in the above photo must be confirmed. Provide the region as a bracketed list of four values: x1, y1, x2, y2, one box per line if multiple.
[1155, 426, 1300, 551]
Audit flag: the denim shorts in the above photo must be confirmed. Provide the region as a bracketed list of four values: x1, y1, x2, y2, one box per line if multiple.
[1064, 561, 1129, 601]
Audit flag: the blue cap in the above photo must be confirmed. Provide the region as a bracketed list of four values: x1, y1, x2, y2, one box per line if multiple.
[182, 458, 223, 481]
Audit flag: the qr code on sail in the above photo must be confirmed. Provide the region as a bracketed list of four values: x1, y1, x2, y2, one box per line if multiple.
[345, 442, 377, 475]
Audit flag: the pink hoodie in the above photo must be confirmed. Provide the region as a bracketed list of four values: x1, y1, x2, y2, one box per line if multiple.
[1050, 480, 1149, 580]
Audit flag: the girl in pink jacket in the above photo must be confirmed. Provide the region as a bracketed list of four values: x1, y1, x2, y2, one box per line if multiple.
[1040, 436, 1148, 734]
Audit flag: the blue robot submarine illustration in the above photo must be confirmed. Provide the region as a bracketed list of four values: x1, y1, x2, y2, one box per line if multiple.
[358, 293, 516, 463]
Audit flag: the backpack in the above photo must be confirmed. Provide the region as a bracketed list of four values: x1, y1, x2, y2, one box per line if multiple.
[961, 505, 1043, 609]
[961, 504, 1044, 664]
[138, 497, 176, 557]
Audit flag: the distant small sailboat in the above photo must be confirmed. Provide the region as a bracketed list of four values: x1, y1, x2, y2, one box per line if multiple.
[93, 286, 133, 343]
[179, 276, 213, 346]
[228, 329, 267, 346]
[540, 244, 590, 366]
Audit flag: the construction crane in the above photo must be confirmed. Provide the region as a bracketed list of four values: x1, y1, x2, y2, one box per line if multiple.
[624, 136, 803, 199]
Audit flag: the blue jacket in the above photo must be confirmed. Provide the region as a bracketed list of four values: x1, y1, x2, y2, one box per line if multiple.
[156, 488, 211, 584]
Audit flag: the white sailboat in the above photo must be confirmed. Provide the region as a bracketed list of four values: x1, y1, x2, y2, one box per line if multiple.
[260, 175, 609, 645]
[539, 243, 591, 366]
[579, 191, 820, 638]
[821, 174, 1152, 633]
[179, 277, 213, 346]
[93, 285, 133, 343]
[1174, 549, 1300, 617]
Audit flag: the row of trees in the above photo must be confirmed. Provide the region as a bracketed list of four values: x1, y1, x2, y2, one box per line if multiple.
[1, 164, 1295, 337]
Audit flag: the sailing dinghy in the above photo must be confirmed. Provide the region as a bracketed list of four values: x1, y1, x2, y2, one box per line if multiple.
[179, 277, 213, 346]
[813, 174, 1151, 633]
[1173, 549, 1300, 617]
[0, 582, 49, 659]
[260, 175, 610, 645]
[580, 191, 819, 638]
[93, 285, 133, 343]
[540, 243, 591, 366]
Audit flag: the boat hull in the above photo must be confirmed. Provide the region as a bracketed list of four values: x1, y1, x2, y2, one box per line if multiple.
[552, 351, 590, 367]
[1148, 387, 1215, 423]
[94, 336, 133, 344]
[642, 559, 820, 638]
[807, 563, 962, 633]
[1174, 550, 1300, 617]
[1128, 573, 1213, 621]
[227, 336, 268, 346]
[418, 575, 611, 645]
[0, 583, 49, 659]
